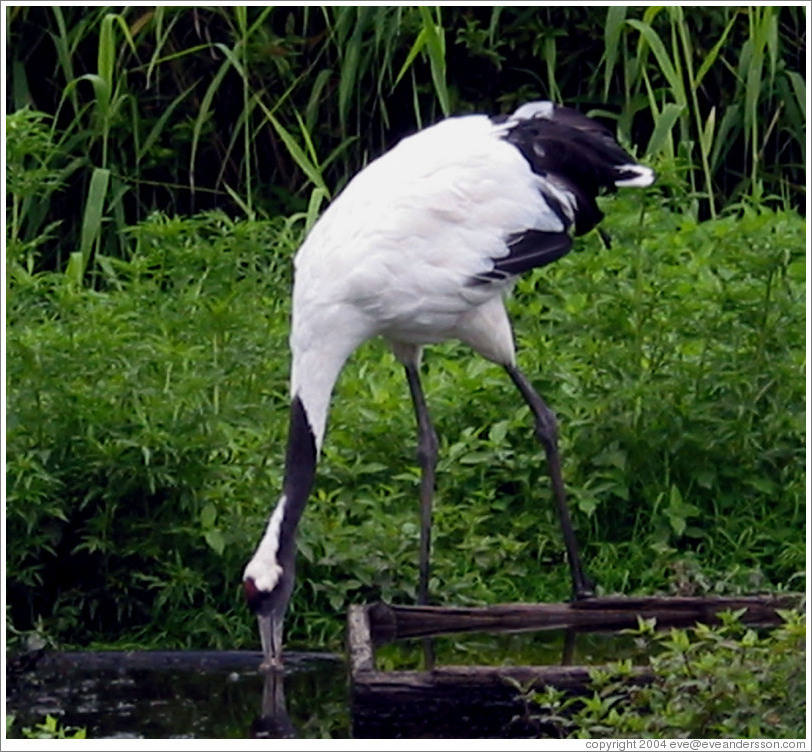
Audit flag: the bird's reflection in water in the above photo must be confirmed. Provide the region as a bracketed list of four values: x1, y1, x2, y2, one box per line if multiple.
[250, 669, 296, 738]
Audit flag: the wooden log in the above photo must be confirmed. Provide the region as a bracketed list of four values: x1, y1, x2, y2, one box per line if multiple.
[349, 596, 800, 737]
[35, 649, 339, 671]
[351, 662, 654, 739]
[347, 604, 375, 673]
[350, 651, 654, 737]
[349, 593, 801, 734]
[366, 594, 799, 643]
[353, 663, 652, 701]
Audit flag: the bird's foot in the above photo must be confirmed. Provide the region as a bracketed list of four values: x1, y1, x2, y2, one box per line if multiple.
[259, 656, 284, 673]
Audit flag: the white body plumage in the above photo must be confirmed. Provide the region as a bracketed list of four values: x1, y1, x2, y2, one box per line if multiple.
[292, 114, 573, 448]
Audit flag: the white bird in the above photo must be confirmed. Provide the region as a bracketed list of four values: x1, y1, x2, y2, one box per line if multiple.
[243, 101, 655, 669]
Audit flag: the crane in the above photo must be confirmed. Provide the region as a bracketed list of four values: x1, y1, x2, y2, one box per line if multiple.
[243, 101, 655, 669]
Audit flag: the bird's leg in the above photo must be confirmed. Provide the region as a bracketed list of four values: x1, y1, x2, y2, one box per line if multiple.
[404, 361, 439, 606]
[505, 364, 595, 599]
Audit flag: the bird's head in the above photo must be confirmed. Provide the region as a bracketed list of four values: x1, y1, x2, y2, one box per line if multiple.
[243, 560, 294, 671]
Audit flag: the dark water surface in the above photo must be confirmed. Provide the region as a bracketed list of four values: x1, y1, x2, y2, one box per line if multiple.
[6, 629, 646, 738]
[7, 651, 349, 738]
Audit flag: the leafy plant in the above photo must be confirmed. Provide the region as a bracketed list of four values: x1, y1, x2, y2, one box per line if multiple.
[6, 212, 298, 648]
[6, 714, 88, 739]
[525, 609, 806, 738]
[5, 108, 78, 274]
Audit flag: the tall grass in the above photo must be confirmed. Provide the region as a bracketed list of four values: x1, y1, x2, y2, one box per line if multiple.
[6, 6, 805, 280]
[600, 6, 806, 217]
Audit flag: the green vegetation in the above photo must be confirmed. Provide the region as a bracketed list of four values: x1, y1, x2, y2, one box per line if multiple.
[6, 6, 806, 276]
[6, 714, 87, 740]
[7, 211, 294, 648]
[7, 190, 804, 650]
[4, 6, 806, 738]
[527, 610, 806, 739]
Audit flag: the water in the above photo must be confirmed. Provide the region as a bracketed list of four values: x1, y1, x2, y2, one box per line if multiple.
[6, 629, 646, 739]
[6, 651, 349, 739]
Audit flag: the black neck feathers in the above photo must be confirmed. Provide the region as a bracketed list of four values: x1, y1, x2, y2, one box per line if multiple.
[277, 395, 317, 563]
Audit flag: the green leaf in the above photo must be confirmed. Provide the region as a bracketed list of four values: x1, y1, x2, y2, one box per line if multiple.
[699, 106, 716, 158]
[418, 6, 450, 115]
[204, 528, 225, 556]
[694, 14, 737, 90]
[627, 19, 686, 108]
[338, 17, 362, 130]
[395, 27, 429, 87]
[258, 100, 329, 196]
[76, 166, 110, 281]
[784, 70, 806, 119]
[200, 503, 217, 529]
[646, 102, 684, 157]
[603, 6, 627, 100]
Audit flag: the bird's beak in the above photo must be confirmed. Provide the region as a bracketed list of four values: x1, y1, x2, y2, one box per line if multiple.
[258, 612, 284, 671]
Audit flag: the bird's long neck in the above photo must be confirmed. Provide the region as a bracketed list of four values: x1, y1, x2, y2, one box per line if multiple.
[243, 395, 318, 595]
[245, 334, 358, 593]
[275, 333, 358, 555]
[275, 394, 318, 564]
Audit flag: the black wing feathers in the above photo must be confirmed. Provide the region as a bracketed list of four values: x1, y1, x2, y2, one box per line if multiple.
[473, 230, 572, 284]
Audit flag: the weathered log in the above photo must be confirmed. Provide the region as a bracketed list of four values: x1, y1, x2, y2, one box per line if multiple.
[350, 660, 654, 738]
[366, 594, 798, 643]
[34, 649, 340, 672]
[347, 604, 375, 673]
[353, 663, 652, 702]
[349, 595, 799, 737]
[349, 595, 799, 703]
